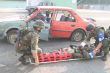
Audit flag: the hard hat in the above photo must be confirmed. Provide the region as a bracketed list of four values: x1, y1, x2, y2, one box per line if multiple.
[33, 20, 44, 29]
[86, 24, 94, 31]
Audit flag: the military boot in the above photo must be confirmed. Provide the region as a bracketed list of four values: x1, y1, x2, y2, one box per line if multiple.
[18, 55, 29, 65]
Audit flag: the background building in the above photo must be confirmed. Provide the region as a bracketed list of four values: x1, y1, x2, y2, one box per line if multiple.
[0, 0, 77, 9]
[78, 0, 110, 10]
[0, 0, 26, 8]
[0, 0, 110, 10]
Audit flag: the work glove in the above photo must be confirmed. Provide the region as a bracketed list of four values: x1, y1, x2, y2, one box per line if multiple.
[89, 51, 95, 59]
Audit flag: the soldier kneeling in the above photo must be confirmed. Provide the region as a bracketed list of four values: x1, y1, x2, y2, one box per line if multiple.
[15, 20, 44, 65]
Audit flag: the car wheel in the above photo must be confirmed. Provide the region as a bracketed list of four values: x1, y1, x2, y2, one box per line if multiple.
[7, 30, 18, 45]
[71, 30, 85, 42]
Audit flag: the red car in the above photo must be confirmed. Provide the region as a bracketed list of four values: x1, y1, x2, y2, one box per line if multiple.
[26, 6, 87, 42]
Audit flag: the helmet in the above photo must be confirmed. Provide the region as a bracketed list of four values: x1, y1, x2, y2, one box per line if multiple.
[33, 20, 44, 29]
[86, 24, 94, 31]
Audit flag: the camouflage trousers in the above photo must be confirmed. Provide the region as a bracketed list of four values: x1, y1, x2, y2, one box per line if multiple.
[102, 39, 110, 56]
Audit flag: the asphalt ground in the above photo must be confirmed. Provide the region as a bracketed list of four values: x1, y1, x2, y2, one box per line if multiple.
[0, 39, 110, 73]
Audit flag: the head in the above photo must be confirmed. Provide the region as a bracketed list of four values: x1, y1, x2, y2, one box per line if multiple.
[86, 24, 95, 32]
[33, 20, 44, 32]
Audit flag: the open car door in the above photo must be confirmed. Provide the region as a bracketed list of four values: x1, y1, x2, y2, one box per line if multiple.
[30, 9, 52, 41]
[28, 20, 50, 41]
[40, 22, 50, 41]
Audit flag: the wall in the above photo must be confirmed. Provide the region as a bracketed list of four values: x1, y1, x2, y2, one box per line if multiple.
[0, 0, 26, 8]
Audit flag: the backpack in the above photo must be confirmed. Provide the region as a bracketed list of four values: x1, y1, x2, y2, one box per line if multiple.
[15, 29, 31, 54]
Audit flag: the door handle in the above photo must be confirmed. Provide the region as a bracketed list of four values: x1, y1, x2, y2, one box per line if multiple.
[71, 24, 75, 27]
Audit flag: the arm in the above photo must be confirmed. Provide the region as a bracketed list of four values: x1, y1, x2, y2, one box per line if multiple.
[93, 42, 103, 54]
[94, 31, 104, 54]
[31, 33, 41, 64]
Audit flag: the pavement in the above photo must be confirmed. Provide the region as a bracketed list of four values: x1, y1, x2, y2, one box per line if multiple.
[0, 40, 110, 73]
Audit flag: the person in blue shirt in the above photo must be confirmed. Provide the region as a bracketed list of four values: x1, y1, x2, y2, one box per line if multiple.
[85, 24, 109, 61]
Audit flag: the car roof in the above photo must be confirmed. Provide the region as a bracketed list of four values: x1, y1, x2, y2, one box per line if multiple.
[38, 6, 73, 10]
[27, 6, 73, 10]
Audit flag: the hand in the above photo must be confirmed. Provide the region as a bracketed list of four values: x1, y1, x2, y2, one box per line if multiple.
[93, 49, 100, 54]
[95, 49, 100, 53]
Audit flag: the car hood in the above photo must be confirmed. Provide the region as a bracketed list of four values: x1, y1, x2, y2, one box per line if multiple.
[83, 17, 96, 27]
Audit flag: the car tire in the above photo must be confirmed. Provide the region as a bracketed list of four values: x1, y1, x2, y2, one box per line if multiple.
[70, 29, 85, 42]
[7, 30, 18, 45]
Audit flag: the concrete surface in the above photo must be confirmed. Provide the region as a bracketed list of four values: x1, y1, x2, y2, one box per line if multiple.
[0, 39, 110, 73]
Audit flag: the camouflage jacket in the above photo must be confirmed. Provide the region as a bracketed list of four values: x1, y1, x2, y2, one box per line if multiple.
[15, 29, 40, 53]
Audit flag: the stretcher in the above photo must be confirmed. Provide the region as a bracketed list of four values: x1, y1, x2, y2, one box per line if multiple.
[30, 47, 102, 65]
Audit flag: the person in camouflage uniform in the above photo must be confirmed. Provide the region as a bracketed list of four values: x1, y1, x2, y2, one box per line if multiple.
[15, 20, 44, 64]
